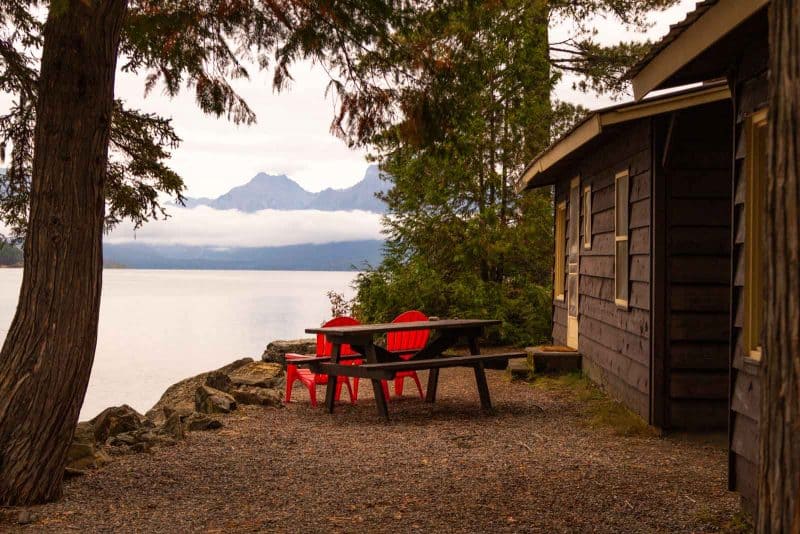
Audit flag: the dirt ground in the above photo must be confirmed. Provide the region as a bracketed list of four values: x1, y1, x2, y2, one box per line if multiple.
[1, 368, 744, 533]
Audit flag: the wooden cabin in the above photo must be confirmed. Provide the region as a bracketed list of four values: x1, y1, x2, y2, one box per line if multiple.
[628, 0, 770, 515]
[519, 83, 733, 432]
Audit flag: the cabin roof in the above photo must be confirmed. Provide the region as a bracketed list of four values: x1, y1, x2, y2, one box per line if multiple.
[518, 81, 730, 191]
[629, 0, 768, 100]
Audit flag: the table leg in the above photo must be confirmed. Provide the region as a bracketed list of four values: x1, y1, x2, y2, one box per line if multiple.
[473, 362, 493, 412]
[425, 369, 439, 403]
[468, 336, 493, 412]
[365, 343, 389, 420]
[324, 343, 342, 413]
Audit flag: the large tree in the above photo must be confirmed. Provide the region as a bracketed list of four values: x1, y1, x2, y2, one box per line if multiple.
[338, 0, 679, 345]
[758, 1, 800, 531]
[0, 0, 396, 505]
[0, 0, 129, 504]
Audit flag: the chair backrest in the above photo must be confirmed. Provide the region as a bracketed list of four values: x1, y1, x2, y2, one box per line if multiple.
[387, 310, 429, 359]
[316, 316, 361, 357]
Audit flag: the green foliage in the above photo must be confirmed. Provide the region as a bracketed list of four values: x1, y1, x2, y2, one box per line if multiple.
[343, 1, 679, 346]
[0, 0, 401, 240]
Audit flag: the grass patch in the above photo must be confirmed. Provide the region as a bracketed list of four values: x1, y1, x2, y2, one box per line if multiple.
[692, 508, 753, 533]
[530, 371, 656, 437]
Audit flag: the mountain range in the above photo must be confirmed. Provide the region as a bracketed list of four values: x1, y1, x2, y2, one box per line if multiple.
[182, 164, 388, 213]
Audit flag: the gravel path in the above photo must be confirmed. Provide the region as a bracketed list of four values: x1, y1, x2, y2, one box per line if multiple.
[2, 368, 738, 533]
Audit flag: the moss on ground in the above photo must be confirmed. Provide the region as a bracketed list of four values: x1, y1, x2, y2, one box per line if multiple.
[528, 371, 657, 437]
[692, 508, 753, 533]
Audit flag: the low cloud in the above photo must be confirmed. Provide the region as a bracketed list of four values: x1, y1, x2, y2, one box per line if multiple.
[106, 206, 384, 248]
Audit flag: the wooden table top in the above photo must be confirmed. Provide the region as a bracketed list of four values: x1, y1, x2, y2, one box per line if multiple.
[305, 318, 500, 337]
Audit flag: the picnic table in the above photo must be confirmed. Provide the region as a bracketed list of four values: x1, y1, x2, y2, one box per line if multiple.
[294, 319, 525, 419]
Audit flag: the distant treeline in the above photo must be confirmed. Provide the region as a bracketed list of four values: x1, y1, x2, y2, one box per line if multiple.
[0, 244, 23, 266]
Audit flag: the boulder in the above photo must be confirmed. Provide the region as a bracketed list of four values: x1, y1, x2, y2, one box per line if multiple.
[205, 371, 233, 393]
[195, 385, 237, 414]
[90, 405, 147, 444]
[183, 412, 223, 431]
[262, 338, 316, 363]
[107, 429, 178, 452]
[231, 385, 282, 407]
[146, 357, 253, 423]
[161, 412, 185, 440]
[65, 421, 113, 472]
[229, 361, 284, 388]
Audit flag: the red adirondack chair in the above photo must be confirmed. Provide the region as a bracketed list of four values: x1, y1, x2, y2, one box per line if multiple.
[284, 316, 361, 407]
[386, 310, 430, 398]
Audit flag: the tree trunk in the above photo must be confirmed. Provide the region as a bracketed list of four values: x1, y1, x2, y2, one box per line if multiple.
[0, 0, 127, 505]
[758, 1, 800, 531]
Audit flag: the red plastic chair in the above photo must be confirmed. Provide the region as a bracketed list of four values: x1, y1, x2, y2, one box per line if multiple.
[284, 316, 362, 407]
[386, 310, 430, 398]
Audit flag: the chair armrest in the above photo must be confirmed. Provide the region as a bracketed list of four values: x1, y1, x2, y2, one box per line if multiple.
[285, 353, 316, 361]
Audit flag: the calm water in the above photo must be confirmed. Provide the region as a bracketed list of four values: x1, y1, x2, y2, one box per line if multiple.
[0, 269, 356, 419]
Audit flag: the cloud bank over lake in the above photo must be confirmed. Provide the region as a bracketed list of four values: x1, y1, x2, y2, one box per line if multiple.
[106, 206, 384, 248]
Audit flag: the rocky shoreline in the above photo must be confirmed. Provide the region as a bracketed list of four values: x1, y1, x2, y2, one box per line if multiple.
[65, 337, 315, 476]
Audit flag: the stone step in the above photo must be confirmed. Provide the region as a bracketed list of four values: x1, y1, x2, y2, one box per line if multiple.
[525, 346, 582, 375]
[507, 359, 531, 380]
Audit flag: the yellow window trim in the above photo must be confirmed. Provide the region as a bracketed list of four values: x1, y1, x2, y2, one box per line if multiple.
[554, 201, 567, 301]
[743, 107, 768, 362]
[583, 185, 592, 250]
[615, 170, 630, 309]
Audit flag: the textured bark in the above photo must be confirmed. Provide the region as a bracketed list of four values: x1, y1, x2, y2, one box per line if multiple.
[0, 0, 127, 505]
[758, 1, 800, 532]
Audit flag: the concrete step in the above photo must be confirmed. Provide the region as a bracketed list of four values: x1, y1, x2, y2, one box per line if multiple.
[507, 359, 531, 380]
[525, 345, 581, 375]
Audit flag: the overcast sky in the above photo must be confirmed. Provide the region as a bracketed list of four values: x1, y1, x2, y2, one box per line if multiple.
[108, 0, 697, 198]
[0, 1, 697, 248]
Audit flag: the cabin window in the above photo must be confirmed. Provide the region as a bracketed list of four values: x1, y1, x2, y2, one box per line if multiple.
[744, 108, 768, 361]
[583, 185, 592, 249]
[554, 201, 566, 300]
[614, 170, 629, 308]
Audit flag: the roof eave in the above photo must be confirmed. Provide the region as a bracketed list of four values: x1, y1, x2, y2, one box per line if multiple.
[631, 0, 769, 100]
[518, 83, 731, 192]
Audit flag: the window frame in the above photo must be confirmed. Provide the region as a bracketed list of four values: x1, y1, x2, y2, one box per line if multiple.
[583, 184, 592, 250]
[554, 200, 567, 301]
[743, 108, 768, 362]
[614, 170, 630, 309]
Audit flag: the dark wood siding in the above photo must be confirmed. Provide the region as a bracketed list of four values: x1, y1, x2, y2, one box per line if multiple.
[660, 101, 733, 429]
[553, 119, 652, 420]
[729, 38, 769, 510]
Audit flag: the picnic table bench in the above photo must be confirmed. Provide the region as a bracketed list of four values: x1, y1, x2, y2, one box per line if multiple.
[297, 319, 525, 419]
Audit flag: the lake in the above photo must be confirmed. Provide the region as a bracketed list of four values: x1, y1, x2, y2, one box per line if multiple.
[0, 269, 356, 420]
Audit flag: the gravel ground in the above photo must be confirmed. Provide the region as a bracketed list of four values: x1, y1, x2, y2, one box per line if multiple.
[1, 368, 739, 533]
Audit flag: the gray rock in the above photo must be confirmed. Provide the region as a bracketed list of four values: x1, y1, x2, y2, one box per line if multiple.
[229, 361, 284, 388]
[232, 385, 282, 407]
[146, 357, 253, 423]
[205, 371, 233, 393]
[195, 385, 237, 414]
[184, 412, 223, 431]
[161, 412, 185, 440]
[262, 338, 316, 363]
[90, 405, 147, 443]
[65, 422, 113, 472]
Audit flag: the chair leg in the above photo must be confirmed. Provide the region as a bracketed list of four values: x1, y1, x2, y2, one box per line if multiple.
[394, 376, 404, 397]
[308, 382, 317, 408]
[335, 377, 343, 402]
[284, 368, 296, 404]
[343, 378, 356, 405]
[411, 372, 424, 399]
[353, 378, 359, 403]
[381, 380, 391, 403]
